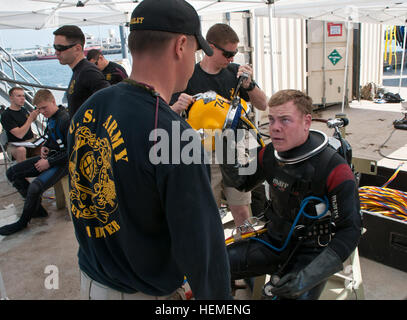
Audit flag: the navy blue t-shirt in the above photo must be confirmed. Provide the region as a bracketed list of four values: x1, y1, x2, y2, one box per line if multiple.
[1, 107, 34, 142]
[66, 58, 110, 118]
[67, 80, 231, 299]
[171, 62, 250, 110]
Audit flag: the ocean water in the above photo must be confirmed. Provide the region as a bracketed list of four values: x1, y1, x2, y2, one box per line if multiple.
[6, 53, 124, 104]
[18, 53, 124, 88]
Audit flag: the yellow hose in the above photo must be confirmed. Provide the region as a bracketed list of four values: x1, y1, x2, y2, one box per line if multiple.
[359, 163, 407, 222]
[225, 227, 267, 245]
[239, 116, 266, 148]
[384, 26, 388, 62]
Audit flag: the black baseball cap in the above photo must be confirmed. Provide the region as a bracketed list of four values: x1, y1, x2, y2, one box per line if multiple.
[129, 0, 213, 56]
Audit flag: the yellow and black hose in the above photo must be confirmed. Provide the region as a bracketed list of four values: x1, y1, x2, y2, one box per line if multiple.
[359, 163, 407, 222]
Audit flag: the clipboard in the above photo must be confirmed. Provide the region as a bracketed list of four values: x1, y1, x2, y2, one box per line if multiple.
[10, 137, 45, 148]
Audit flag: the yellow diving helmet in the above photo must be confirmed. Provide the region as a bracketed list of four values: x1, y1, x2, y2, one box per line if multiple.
[186, 91, 265, 151]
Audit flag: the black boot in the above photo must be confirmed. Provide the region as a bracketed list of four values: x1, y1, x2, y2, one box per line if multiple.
[0, 199, 37, 235]
[0, 180, 44, 236]
[0, 219, 28, 236]
[32, 204, 48, 218]
[0, 205, 32, 235]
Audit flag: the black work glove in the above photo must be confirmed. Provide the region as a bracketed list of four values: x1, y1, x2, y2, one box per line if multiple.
[270, 247, 343, 299]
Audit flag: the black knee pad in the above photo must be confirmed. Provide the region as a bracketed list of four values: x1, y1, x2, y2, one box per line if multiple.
[27, 179, 45, 198]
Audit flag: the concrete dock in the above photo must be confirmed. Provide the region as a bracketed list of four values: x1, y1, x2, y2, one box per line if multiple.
[1, 99, 407, 300]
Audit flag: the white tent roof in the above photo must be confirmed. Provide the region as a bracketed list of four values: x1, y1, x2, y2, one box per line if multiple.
[1, 0, 407, 31]
[256, 0, 407, 26]
[0, 0, 267, 30]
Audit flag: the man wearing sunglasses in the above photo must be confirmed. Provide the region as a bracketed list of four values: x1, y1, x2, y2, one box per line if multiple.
[171, 23, 268, 231]
[53, 25, 110, 118]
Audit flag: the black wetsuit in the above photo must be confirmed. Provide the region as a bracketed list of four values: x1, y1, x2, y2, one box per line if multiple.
[66, 58, 110, 118]
[222, 132, 362, 299]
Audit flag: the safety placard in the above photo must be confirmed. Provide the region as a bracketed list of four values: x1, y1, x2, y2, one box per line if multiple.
[327, 22, 342, 37]
[328, 49, 342, 65]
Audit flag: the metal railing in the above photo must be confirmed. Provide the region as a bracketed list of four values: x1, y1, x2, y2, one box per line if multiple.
[0, 46, 67, 136]
[1, 46, 42, 107]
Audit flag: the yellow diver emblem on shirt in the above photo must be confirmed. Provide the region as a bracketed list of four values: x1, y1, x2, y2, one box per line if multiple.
[69, 110, 129, 238]
[69, 126, 118, 225]
[68, 80, 75, 95]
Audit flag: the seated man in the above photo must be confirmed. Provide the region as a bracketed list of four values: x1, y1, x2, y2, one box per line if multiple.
[1, 87, 40, 162]
[221, 89, 362, 299]
[86, 49, 128, 85]
[0, 89, 70, 236]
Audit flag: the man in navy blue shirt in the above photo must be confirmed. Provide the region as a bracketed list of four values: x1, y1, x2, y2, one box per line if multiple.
[53, 25, 110, 118]
[68, 0, 232, 300]
[87, 49, 128, 85]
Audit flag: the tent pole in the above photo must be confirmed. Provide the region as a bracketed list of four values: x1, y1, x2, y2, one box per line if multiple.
[254, 10, 260, 126]
[268, 2, 276, 95]
[398, 20, 407, 95]
[342, 19, 352, 114]
[119, 25, 128, 60]
[323, 21, 327, 108]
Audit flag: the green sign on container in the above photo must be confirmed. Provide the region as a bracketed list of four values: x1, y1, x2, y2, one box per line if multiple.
[328, 49, 342, 65]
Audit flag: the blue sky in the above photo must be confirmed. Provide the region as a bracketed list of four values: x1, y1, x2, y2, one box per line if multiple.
[0, 25, 120, 50]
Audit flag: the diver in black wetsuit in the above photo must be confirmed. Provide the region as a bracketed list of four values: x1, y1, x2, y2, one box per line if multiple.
[221, 89, 362, 300]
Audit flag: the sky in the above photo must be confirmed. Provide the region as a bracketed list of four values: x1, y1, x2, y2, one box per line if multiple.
[0, 25, 121, 50]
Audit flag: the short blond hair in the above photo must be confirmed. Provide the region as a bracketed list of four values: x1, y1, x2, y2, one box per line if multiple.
[268, 89, 313, 115]
[33, 89, 55, 106]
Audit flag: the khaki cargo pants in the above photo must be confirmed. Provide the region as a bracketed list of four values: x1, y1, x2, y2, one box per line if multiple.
[80, 270, 186, 300]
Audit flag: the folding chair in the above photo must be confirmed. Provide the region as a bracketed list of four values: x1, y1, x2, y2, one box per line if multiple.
[0, 130, 13, 171]
[319, 229, 367, 300]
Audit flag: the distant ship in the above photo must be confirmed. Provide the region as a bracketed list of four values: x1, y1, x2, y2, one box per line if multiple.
[14, 30, 122, 62]
[36, 46, 103, 61]
[37, 54, 56, 60]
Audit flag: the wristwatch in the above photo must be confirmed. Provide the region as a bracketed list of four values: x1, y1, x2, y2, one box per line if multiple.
[245, 80, 256, 92]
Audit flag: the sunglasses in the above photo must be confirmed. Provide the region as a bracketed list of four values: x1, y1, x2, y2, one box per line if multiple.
[53, 43, 77, 52]
[210, 42, 238, 59]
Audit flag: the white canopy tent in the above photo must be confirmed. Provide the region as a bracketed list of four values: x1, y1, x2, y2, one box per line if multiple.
[1, 1, 407, 30]
[1, 0, 407, 105]
[257, 0, 407, 26]
[0, 0, 267, 30]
